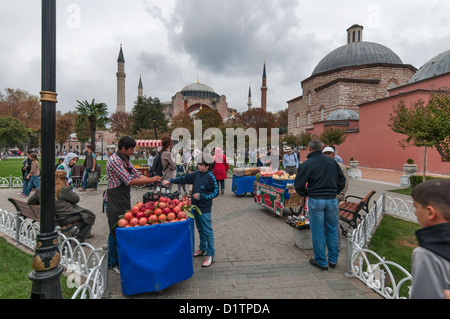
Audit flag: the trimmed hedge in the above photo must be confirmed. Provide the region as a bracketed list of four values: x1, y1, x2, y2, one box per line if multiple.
[409, 175, 450, 188]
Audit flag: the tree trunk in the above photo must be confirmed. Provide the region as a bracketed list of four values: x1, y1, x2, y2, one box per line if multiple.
[423, 146, 427, 182]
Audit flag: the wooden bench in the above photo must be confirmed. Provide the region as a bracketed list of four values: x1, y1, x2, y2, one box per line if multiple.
[339, 190, 376, 236]
[8, 198, 84, 237]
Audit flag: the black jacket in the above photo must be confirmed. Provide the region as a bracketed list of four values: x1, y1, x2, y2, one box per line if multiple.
[294, 150, 346, 199]
[170, 170, 219, 213]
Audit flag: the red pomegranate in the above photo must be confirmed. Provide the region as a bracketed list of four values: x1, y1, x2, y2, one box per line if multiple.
[136, 211, 145, 219]
[138, 217, 148, 226]
[130, 205, 139, 215]
[118, 218, 129, 228]
[124, 211, 133, 221]
[147, 215, 157, 223]
[159, 196, 169, 203]
[167, 201, 175, 209]
[172, 198, 180, 206]
[129, 217, 139, 226]
[171, 206, 181, 214]
[167, 212, 176, 221]
[177, 211, 187, 220]
[158, 201, 167, 209]
[162, 207, 171, 215]
[146, 201, 156, 211]
[158, 214, 167, 222]
[155, 208, 163, 215]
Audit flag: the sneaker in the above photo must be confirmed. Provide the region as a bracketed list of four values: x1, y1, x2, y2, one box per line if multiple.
[90, 188, 97, 191]
[109, 265, 120, 274]
[79, 188, 86, 192]
[18, 193, 27, 197]
[202, 256, 215, 267]
[193, 250, 206, 257]
[221, 189, 224, 195]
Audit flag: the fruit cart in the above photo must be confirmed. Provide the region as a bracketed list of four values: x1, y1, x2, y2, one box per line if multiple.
[231, 167, 260, 196]
[115, 196, 197, 295]
[253, 169, 305, 216]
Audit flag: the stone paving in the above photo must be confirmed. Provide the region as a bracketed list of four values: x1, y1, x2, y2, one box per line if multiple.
[0, 168, 417, 300]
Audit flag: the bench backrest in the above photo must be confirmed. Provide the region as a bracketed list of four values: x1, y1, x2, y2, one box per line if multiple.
[361, 190, 376, 206]
[8, 198, 40, 221]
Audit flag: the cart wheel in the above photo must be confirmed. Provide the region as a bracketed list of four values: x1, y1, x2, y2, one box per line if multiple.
[289, 206, 302, 215]
[233, 185, 247, 197]
[134, 184, 147, 189]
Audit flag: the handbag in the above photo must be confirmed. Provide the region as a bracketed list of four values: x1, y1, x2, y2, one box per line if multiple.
[87, 170, 99, 185]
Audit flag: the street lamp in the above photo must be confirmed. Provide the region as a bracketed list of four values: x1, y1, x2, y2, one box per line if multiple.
[99, 134, 104, 160]
[28, 0, 63, 299]
[150, 118, 158, 139]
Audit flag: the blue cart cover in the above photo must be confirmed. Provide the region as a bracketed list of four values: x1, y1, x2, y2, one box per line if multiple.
[116, 218, 195, 295]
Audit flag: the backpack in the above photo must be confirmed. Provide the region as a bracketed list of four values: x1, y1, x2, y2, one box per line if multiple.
[149, 150, 169, 177]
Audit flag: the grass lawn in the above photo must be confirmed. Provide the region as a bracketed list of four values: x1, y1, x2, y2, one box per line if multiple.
[0, 236, 76, 299]
[0, 158, 108, 178]
[367, 214, 421, 297]
[387, 187, 413, 196]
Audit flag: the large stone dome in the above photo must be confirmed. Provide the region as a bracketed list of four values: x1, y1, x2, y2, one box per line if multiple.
[409, 50, 450, 83]
[180, 82, 220, 99]
[312, 41, 403, 76]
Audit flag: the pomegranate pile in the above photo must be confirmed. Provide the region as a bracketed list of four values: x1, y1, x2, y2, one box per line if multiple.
[116, 196, 198, 228]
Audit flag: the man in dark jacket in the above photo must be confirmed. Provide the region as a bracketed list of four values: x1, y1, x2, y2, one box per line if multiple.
[294, 139, 346, 270]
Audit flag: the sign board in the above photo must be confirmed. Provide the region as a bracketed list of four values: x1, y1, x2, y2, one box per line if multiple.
[254, 181, 285, 217]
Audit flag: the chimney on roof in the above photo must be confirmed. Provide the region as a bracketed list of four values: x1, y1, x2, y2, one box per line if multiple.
[347, 24, 363, 44]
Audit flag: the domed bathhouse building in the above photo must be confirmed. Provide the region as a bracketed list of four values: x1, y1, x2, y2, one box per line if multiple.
[288, 24, 450, 176]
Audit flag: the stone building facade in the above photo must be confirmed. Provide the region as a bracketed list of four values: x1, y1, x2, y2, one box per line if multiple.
[288, 25, 416, 134]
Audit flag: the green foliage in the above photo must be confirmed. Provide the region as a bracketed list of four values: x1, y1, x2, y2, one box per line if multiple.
[0, 116, 27, 149]
[409, 175, 450, 188]
[319, 127, 347, 146]
[75, 99, 109, 150]
[389, 93, 450, 161]
[131, 96, 168, 135]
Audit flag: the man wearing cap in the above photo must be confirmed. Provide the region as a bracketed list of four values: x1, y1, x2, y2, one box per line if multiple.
[294, 139, 346, 271]
[323, 146, 348, 249]
[282, 146, 299, 175]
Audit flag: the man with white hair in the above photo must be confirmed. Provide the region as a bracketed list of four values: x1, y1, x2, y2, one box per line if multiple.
[323, 146, 348, 249]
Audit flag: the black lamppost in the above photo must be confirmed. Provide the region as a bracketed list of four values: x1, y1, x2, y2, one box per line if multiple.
[28, 0, 63, 299]
[150, 118, 158, 139]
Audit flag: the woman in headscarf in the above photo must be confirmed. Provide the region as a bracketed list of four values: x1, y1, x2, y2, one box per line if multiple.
[56, 152, 79, 189]
[28, 170, 95, 242]
[212, 147, 229, 195]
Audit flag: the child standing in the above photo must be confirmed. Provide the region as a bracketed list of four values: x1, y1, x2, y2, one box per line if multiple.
[410, 179, 450, 299]
[162, 156, 219, 267]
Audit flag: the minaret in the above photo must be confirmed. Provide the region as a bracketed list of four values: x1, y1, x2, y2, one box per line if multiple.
[138, 75, 143, 99]
[247, 85, 252, 110]
[116, 44, 126, 113]
[261, 61, 267, 112]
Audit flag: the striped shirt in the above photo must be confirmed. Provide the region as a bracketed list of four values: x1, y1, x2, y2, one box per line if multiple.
[103, 152, 141, 202]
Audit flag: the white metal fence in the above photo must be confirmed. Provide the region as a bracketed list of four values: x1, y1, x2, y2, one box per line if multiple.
[344, 193, 416, 299]
[0, 207, 108, 299]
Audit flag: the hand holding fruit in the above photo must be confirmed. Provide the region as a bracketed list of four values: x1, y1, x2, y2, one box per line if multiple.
[161, 180, 171, 187]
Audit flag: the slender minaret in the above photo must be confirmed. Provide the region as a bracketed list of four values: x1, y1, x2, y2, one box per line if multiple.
[247, 85, 252, 110]
[261, 61, 267, 112]
[138, 75, 143, 99]
[116, 44, 126, 113]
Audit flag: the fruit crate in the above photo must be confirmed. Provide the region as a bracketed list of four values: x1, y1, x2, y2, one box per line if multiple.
[115, 218, 195, 295]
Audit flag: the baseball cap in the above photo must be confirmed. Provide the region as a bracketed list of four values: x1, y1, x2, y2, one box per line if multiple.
[322, 146, 335, 153]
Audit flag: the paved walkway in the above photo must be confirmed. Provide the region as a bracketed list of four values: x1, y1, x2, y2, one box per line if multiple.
[0, 167, 428, 299]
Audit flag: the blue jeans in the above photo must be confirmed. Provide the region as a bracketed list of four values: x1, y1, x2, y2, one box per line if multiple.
[194, 212, 215, 256]
[82, 167, 97, 189]
[24, 176, 40, 196]
[307, 197, 339, 268]
[22, 178, 30, 194]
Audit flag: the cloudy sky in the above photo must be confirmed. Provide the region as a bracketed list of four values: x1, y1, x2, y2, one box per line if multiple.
[1, 0, 450, 116]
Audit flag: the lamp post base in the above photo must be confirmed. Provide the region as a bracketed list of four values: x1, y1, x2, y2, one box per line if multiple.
[29, 265, 64, 299]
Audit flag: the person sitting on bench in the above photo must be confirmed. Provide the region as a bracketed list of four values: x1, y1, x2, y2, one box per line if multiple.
[27, 170, 96, 242]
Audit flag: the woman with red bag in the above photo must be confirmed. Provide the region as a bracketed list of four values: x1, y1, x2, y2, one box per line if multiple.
[212, 147, 229, 195]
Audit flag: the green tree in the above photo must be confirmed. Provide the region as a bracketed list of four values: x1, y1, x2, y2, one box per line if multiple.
[320, 127, 347, 146]
[0, 116, 27, 153]
[131, 96, 168, 136]
[389, 93, 450, 180]
[75, 99, 109, 152]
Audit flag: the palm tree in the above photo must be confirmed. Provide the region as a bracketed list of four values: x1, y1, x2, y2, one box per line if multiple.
[75, 99, 109, 152]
